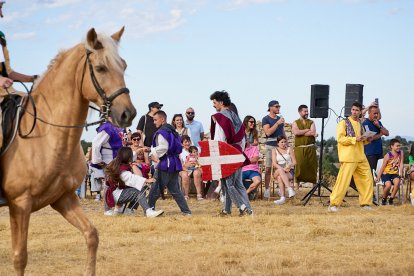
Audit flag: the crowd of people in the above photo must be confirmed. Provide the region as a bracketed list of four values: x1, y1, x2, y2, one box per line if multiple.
[84, 88, 414, 217]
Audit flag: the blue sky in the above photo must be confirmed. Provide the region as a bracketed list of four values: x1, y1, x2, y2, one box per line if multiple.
[3, 0, 413, 141]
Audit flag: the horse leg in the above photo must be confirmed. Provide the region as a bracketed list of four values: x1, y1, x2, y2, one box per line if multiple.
[9, 201, 31, 276]
[51, 193, 99, 276]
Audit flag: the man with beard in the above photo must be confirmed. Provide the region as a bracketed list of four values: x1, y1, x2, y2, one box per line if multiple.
[291, 105, 318, 185]
[184, 107, 204, 148]
[210, 91, 253, 216]
[328, 102, 373, 212]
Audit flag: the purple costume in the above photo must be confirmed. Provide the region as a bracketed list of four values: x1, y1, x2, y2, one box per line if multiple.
[97, 122, 123, 159]
[151, 124, 183, 172]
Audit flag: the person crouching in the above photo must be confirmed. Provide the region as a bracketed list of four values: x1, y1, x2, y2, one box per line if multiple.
[104, 147, 164, 217]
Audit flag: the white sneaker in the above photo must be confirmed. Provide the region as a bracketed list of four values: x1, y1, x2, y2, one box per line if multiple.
[328, 206, 338, 212]
[287, 187, 296, 198]
[146, 208, 164, 218]
[124, 208, 136, 216]
[104, 209, 119, 216]
[410, 193, 414, 207]
[274, 197, 286, 205]
[361, 205, 372, 211]
[197, 194, 204, 201]
[214, 186, 222, 194]
[95, 194, 101, 201]
[263, 188, 270, 199]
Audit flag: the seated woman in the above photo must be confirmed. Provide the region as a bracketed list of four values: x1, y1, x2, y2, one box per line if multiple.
[104, 147, 163, 217]
[272, 135, 296, 205]
[179, 135, 204, 200]
[375, 138, 403, 205]
[408, 143, 414, 207]
[129, 132, 150, 177]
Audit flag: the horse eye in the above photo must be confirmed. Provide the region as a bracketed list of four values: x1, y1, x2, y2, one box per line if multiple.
[95, 65, 107, 73]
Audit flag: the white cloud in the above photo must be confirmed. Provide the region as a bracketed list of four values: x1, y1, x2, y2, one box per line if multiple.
[41, 0, 82, 8]
[12, 32, 37, 40]
[223, 0, 283, 10]
[387, 7, 401, 16]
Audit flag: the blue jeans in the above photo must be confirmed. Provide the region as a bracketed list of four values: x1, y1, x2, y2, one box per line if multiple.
[223, 168, 252, 213]
[148, 170, 191, 214]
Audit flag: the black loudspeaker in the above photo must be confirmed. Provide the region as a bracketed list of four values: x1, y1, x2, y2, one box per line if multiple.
[310, 84, 329, 118]
[344, 84, 364, 117]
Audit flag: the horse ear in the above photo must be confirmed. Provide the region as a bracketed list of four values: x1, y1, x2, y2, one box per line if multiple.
[111, 26, 125, 42]
[86, 28, 103, 50]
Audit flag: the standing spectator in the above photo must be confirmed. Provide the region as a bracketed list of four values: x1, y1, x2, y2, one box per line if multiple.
[91, 117, 123, 205]
[291, 105, 318, 185]
[262, 100, 285, 199]
[375, 139, 403, 205]
[243, 115, 259, 146]
[179, 138, 204, 201]
[328, 102, 373, 212]
[210, 91, 253, 216]
[172, 113, 192, 141]
[147, 111, 192, 216]
[409, 143, 414, 207]
[136, 101, 163, 147]
[362, 105, 389, 172]
[272, 135, 296, 204]
[185, 107, 204, 148]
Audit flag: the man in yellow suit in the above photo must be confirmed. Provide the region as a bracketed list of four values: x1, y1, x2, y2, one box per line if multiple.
[328, 102, 373, 212]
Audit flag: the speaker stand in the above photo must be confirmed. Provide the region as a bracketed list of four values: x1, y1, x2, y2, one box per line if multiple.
[302, 117, 332, 206]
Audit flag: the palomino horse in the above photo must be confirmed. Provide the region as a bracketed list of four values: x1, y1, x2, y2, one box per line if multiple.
[0, 27, 136, 275]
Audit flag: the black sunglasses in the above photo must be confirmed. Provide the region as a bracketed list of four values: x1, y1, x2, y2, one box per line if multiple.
[186, 112, 195, 115]
[132, 138, 140, 141]
[248, 121, 255, 123]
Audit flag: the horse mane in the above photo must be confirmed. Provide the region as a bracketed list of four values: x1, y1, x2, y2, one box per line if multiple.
[34, 32, 123, 90]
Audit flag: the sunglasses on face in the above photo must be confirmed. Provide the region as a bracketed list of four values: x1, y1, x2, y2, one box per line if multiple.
[132, 138, 140, 141]
[248, 121, 255, 124]
[186, 112, 195, 115]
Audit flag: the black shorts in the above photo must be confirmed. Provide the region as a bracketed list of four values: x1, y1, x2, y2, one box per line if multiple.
[381, 174, 400, 184]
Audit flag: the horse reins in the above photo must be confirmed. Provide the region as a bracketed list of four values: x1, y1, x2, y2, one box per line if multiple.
[16, 49, 130, 137]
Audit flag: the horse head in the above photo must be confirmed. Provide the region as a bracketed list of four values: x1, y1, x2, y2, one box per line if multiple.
[82, 27, 136, 128]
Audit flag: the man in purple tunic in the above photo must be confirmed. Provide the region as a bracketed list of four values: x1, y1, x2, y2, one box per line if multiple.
[147, 110, 191, 215]
[210, 91, 253, 216]
[91, 117, 123, 203]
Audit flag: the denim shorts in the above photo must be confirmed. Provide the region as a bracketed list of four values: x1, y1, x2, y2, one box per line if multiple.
[242, 170, 261, 180]
[381, 174, 400, 184]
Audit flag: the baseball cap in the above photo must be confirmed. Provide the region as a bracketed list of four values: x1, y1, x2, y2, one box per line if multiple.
[267, 100, 280, 111]
[148, 102, 163, 109]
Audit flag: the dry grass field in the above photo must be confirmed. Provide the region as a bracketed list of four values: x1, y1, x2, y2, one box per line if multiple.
[1, 190, 414, 276]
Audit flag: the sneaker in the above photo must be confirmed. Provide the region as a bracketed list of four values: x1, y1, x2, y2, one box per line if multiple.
[411, 193, 414, 207]
[104, 209, 119, 216]
[388, 197, 394, 205]
[328, 205, 338, 212]
[218, 209, 230, 217]
[274, 197, 286, 205]
[95, 194, 101, 201]
[287, 187, 296, 198]
[361, 205, 372, 211]
[146, 208, 164, 218]
[197, 194, 204, 201]
[381, 198, 387, 206]
[263, 188, 270, 199]
[124, 208, 136, 216]
[184, 195, 189, 201]
[214, 186, 222, 194]
[182, 212, 192, 217]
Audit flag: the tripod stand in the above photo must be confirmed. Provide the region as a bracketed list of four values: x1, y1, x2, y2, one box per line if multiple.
[302, 117, 332, 206]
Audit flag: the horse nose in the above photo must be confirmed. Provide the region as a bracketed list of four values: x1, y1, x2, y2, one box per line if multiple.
[120, 107, 136, 125]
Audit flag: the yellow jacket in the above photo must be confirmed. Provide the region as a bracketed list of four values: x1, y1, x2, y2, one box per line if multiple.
[336, 117, 368, 163]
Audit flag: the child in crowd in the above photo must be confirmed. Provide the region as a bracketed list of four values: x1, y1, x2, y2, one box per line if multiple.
[104, 147, 164, 217]
[375, 139, 404, 205]
[185, 146, 200, 176]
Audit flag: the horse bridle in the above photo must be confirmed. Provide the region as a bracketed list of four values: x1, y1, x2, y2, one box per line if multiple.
[81, 50, 130, 121]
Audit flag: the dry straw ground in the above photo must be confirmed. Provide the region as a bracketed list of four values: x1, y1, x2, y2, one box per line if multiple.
[1, 190, 414, 276]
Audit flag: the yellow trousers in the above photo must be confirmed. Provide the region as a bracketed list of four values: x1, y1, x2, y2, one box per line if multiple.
[330, 160, 373, 206]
